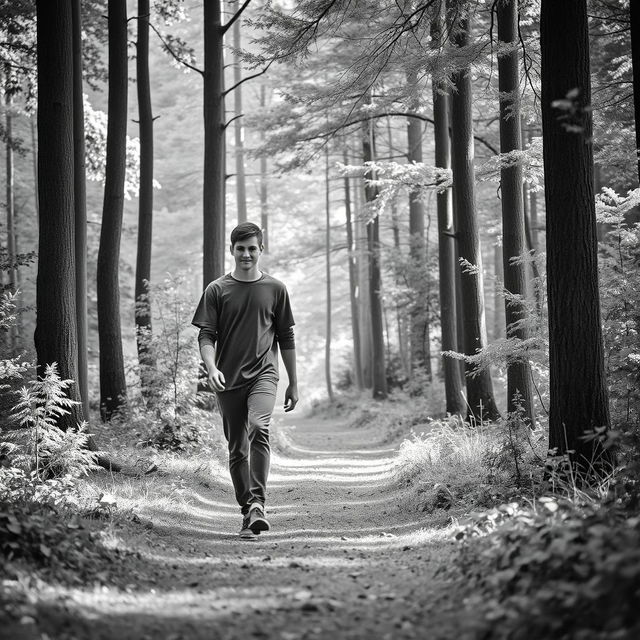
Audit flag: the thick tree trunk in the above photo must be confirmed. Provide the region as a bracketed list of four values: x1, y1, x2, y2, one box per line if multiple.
[449, 14, 500, 422]
[406, 70, 431, 379]
[35, 0, 83, 429]
[497, 0, 534, 421]
[135, 0, 156, 391]
[431, 29, 465, 415]
[72, 0, 89, 418]
[362, 119, 388, 399]
[357, 199, 373, 389]
[324, 146, 334, 401]
[97, 0, 128, 420]
[631, 0, 640, 184]
[259, 84, 269, 252]
[493, 241, 504, 340]
[541, 0, 612, 471]
[203, 0, 226, 285]
[232, 0, 247, 224]
[343, 149, 364, 390]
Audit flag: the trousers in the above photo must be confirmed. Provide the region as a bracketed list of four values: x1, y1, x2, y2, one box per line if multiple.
[216, 375, 277, 514]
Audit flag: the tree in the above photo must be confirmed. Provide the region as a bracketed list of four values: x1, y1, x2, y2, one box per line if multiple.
[34, 0, 82, 430]
[448, 7, 500, 422]
[432, 1, 465, 416]
[232, 0, 247, 225]
[540, 0, 612, 472]
[496, 0, 534, 422]
[362, 116, 388, 400]
[324, 144, 334, 401]
[97, 0, 128, 420]
[135, 0, 156, 393]
[72, 0, 89, 418]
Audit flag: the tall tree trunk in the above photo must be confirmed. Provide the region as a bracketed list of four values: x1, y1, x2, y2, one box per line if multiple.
[72, 0, 89, 418]
[97, 0, 128, 420]
[631, 0, 640, 185]
[135, 0, 156, 393]
[493, 241, 504, 340]
[4, 71, 16, 350]
[541, 0, 612, 472]
[362, 118, 388, 399]
[324, 146, 334, 401]
[343, 148, 364, 390]
[406, 70, 431, 379]
[203, 0, 226, 285]
[449, 12, 500, 422]
[232, 0, 247, 224]
[497, 0, 534, 422]
[356, 190, 373, 389]
[259, 84, 268, 252]
[34, 0, 82, 429]
[431, 11, 465, 415]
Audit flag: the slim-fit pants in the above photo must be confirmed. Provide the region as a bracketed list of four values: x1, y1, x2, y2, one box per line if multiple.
[216, 376, 277, 514]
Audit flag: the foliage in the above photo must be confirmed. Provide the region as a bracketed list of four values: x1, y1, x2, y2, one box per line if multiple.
[453, 498, 640, 639]
[132, 274, 213, 451]
[597, 188, 640, 425]
[8, 364, 98, 479]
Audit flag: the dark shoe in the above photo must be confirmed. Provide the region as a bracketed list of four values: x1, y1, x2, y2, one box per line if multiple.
[248, 504, 270, 533]
[239, 515, 257, 540]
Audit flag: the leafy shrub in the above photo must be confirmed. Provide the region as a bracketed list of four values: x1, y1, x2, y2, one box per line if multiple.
[453, 498, 640, 639]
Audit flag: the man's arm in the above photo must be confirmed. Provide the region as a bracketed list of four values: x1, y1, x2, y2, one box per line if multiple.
[280, 348, 298, 412]
[198, 330, 225, 392]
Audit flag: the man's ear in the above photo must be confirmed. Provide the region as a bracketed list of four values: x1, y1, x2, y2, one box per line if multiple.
[260, 244, 264, 253]
[229, 244, 234, 255]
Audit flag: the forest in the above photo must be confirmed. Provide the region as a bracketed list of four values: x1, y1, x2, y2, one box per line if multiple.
[1, 0, 639, 638]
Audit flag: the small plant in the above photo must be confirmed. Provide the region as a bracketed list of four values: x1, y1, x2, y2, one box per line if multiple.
[9, 363, 97, 480]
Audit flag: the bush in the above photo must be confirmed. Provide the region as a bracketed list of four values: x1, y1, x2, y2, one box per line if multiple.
[453, 498, 640, 639]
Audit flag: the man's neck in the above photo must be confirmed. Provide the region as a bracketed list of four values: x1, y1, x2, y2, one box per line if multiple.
[232, 268, 262, 282]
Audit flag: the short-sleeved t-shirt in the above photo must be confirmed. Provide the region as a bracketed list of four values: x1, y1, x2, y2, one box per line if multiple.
[192, 273, 295, 390]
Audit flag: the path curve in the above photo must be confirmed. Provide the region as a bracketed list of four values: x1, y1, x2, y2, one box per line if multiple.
[36, 412, 467, 640]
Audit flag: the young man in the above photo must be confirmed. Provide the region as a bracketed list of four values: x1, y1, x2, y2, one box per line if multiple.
[192, 222, 298, 540]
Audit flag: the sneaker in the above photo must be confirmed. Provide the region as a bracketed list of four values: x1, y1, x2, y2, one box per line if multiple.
[239, 515, 257, 540]
[248, 504, 270, 533]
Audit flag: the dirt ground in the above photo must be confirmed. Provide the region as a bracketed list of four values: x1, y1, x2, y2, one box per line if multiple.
[5, 412, 478, 640]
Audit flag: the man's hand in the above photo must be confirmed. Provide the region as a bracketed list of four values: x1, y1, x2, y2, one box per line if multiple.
[284, 384, 298, 412]
[208, 368, 226, 392]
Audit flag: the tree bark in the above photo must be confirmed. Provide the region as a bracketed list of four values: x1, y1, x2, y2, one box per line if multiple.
[324, 145, 334, 401]
[71, 0, 89, 418]
[259, 84, 269, 252]
[631, 0, 640, 185]
[34, 0, 82, 429]
[541, 0, 612, 471]
[97, 0, 128, 420]
[232, 0, 247, 224]
[4, 71, 16, 350]
[432, 7, 465, 415]
[449, 13, 500, 422]
[497, 0, 534, 421]
[362, 118, 388, 399]
[406, 69, 431, 379]
[203, 0, 226, 285]
[343, 148, 364, 390]
[135, 0, 156, 391]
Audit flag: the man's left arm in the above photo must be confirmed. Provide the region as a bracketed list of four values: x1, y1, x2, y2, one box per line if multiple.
[280, 348, 298, 412]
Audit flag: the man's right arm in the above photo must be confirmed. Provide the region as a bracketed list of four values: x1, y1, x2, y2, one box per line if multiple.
[198, 330, 225, 392]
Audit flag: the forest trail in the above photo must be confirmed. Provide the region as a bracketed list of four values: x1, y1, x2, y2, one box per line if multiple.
[30, 414, 469, 640]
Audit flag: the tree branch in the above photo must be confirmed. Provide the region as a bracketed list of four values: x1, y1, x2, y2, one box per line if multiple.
[223, 59, 275, 96]
[149, 22, 203, 75]
[223, 0, 252, 34]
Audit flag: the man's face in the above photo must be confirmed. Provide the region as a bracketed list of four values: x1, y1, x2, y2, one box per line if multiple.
[231, 235, 263, 270]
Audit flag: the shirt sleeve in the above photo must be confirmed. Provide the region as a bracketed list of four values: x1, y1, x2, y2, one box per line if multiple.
[192, 283, 218, 336]
[274, 284, 295, 350]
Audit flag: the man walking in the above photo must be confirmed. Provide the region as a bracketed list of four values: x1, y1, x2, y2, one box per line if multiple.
[192, 222, 298, 539]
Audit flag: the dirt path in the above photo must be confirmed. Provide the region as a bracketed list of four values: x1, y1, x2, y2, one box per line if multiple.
[29, 413, 471, 640]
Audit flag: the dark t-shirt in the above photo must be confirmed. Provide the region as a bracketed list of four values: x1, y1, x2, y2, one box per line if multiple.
[191, 273, 295, 390]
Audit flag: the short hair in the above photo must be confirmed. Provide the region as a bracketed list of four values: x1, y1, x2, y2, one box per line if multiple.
[230, 222, 263, 247]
